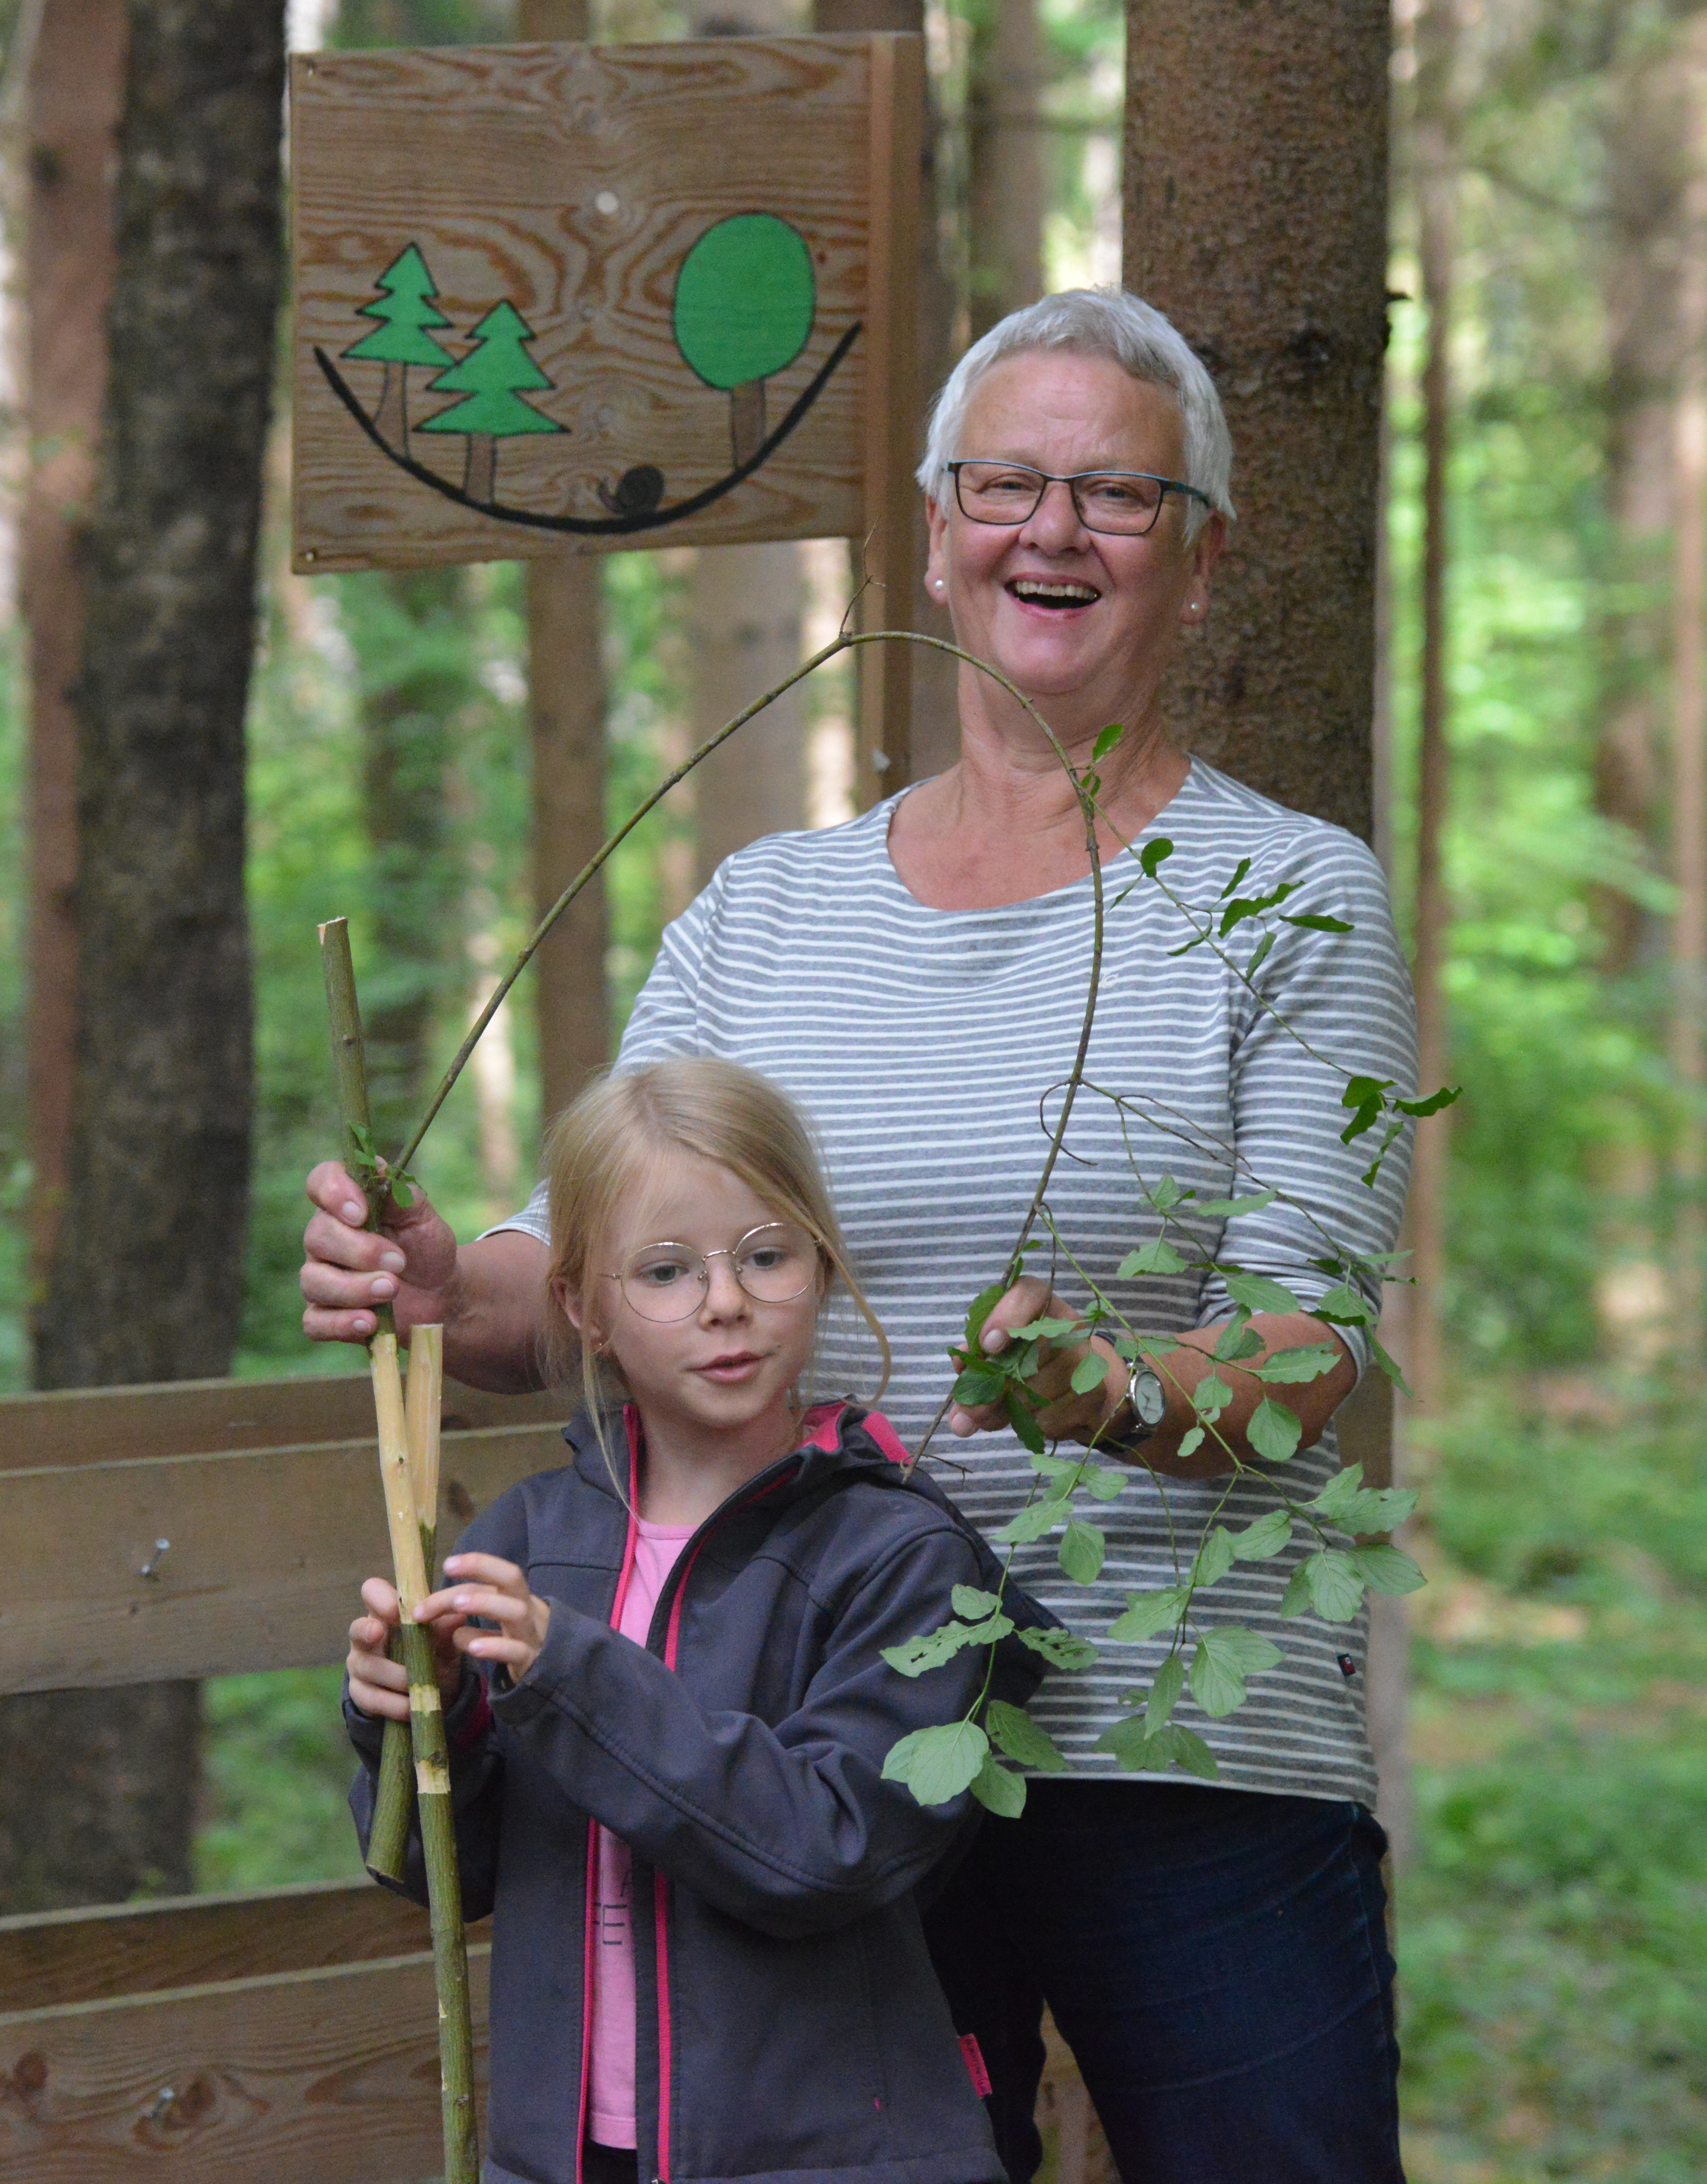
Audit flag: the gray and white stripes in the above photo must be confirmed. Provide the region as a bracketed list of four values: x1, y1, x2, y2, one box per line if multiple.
[500, 758, 1416, 1807]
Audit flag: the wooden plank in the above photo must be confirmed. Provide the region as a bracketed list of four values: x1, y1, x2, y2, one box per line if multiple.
[0, 1947, 490, 2183]
[0, 1423, 567, 1693]
[0, 1880, 455, 2015]
[0, 1373, 563, 1473]
[854, 32, 921, 802]
[291, 37, 874, 571]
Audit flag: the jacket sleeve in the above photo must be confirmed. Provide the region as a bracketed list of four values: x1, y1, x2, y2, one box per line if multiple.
[492, 1516, 1016, 1940]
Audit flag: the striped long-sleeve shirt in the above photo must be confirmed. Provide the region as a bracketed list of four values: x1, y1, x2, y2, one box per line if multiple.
[499, 757, 1417, 1805]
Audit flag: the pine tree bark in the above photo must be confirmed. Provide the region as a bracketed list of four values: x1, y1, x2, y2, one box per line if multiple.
[1124, 0, 1389, 838]
[21, 0, 126, 1355]
[966, 0, 1044, 342]
[0, 0, 285, 1915]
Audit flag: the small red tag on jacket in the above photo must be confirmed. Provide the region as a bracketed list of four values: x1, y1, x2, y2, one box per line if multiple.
[959, 2034, 993, 2098]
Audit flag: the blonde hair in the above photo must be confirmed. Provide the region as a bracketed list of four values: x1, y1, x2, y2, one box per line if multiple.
[542, 1057, 890, 1446]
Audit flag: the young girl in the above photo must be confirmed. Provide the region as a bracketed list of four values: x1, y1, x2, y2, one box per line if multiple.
[346, 1057, 1045, 2184]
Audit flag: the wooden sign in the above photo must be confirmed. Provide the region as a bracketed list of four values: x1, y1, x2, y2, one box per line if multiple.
[290, 34, 920, 577]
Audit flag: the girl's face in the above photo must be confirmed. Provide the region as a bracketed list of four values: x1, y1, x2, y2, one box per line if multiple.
[566, 1152, 824, 1455]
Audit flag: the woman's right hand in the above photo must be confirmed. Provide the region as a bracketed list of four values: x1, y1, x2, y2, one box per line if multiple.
[301, 1160, 459, 1344]
[346, 1575, 465, 1718]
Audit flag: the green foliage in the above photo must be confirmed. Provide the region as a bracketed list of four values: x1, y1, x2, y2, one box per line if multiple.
[195, 1668, 365, 1891]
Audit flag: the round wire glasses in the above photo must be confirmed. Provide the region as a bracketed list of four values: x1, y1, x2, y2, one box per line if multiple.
[946, 459, 1210, 537]
[608, 1222, 819, 1323]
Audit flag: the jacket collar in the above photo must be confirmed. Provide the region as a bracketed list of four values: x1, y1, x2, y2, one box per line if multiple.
[560, 1399, 912, 1511]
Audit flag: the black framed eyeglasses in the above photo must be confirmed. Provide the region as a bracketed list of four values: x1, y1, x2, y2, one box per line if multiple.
[946, 459, 1210, 537]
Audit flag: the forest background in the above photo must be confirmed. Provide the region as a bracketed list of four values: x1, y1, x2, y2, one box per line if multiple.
[1, 0, 1706, 2177]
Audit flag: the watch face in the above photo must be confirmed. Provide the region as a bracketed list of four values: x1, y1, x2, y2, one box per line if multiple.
[1132, 1367, 1167, 1428]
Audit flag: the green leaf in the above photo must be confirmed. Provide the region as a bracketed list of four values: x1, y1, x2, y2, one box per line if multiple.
[350, 1123, 376, 1159]
[1012, 1316, 1083, 1341]
[1280, 1563, 1313, 1617]
[1247, 1398, 1303, 1463]
[968, 1753, 1028, 1816]
[994, 1497, 1070, 1545]
[1397, 1085, 1461, 1118]
[986, 1698, 1070, 1772]
[1313, 1283, 1373, 1327]
[1250, 1343, 1343, 1384]
[1216, 856, 1253, 900]
[1004, 1386, 1048, 1455]
[883, 1720, 990, 1805]
[1145, 1650, 1186, 1731]
[1148, 1174, 1186, 1211]
[1246, 930, 1276, 978]
[952, 1585, 1002, 1620]
[1092, 722, 1127, 761]
[954, 1368, 1006, 1406]
[1301, 1550, 1366, 1622]
[1139, 837, 1175, 876]
[1189, 1626, 1283, 1718]
[1118, 1238, 1189, 1277]
[388, 1175, 415, 1208]
[1212, 1319, 1264, 1364]
[1059, 1519, 1106, 1584]
[1230, 1507, 1293, 1559]
[1224, 1271, 1305, 1315]
[1350, 1543, 1426, 1596]
[1178, 1426, 1206, 1457]
[881, 1612, 1013, 1676]
[1095, 1714, 1173, 1770]
[1082, 1463, 1128, 1502]
[1018, 1626, 1100, 1671]
[965, 1281, 1007, 1350]
[1370, 1335, 1414, 1397]
[1108, 1585, 1189, 1643]
[1170, 1726, 1222, 1780]
[1070, 1352, 1112, 1395]
[1191, 1189, 1278, 1218]
[1192, 1525, 1236, 1589]
[1193, 1374, 1233, 1421]
[1282, 911, 1355, 934]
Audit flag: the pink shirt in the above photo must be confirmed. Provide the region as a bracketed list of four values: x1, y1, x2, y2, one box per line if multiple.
[588, 1515, 694, 2151]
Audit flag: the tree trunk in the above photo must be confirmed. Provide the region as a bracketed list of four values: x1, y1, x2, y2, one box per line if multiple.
[1670, 24, 1707, 1372]
[1594, 31, 1699, 1366]
[690, 541, 812, 885]
[1124, 0, 1389, 839]
[3, 0, 284, 1916]
[354, 567, 467, 1158]
[814, 0, 959, 783]
[21, 0, 126, 1358]
[1408, 0, 1458, 1416]
[966, 0, 1044, 342]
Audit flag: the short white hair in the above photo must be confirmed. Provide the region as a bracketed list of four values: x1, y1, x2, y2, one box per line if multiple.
[915, 287, 1235, 539]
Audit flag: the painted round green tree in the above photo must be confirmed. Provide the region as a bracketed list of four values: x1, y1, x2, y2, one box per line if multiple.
[419, 300, 564, 503]
[344, 244, 457, 457]
[673, 213, 816, 468]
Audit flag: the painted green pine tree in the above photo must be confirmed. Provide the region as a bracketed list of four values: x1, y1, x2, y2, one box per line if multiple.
[419, 300, 563, 503]
[344, 244, 457, 457]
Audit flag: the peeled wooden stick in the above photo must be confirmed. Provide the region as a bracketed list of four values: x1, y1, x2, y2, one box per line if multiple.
[319, 919, 477, 2184]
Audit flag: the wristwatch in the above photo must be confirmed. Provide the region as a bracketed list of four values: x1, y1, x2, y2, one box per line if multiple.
[1098, 1363, 1167, 1457]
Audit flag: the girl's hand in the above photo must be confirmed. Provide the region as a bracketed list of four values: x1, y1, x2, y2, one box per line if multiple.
[417, 1553, 553, 1686]
[947, 1275, 1127, 1444]
[346, 1575, 464, 1718]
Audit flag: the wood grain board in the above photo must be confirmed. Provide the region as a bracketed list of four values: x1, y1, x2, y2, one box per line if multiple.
[0, 1881, 444, 2014]
[292, 35, 911, 570]
[0, 1422, 568, 1692]
[0, 1372, 563, 1473]
[0, 1947, 490, 2182]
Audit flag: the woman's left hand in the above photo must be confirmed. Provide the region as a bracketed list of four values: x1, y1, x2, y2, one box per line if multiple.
[417, 1552, 553, 1685]
[948, 1276, 1128, 1444]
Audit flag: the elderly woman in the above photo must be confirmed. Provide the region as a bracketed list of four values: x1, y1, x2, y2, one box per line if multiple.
[304, 289, 1413, 2182]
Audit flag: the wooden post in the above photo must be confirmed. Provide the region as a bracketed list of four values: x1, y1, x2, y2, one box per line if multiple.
[20, 0, 126, 1335]
[518, 2, 610, 1127]
[856, 29, 923, 802]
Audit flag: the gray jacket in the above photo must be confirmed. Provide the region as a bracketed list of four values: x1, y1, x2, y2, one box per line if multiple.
[349, 1402, 1051, 2184]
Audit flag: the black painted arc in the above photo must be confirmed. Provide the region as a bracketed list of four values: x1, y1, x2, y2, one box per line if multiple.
[311, 320, 864, 539]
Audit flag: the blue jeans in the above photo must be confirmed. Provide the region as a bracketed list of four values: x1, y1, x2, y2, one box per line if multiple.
[921, 1780, 1403, 2184]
